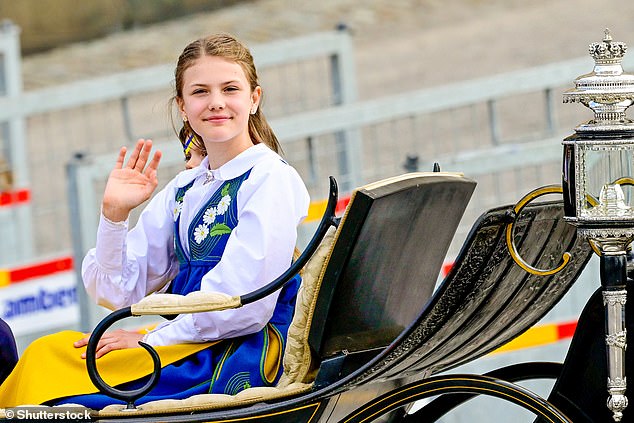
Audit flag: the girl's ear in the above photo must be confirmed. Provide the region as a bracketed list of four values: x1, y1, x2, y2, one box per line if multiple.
[251, 86, 262, 110]
[176, 97, 185, 116]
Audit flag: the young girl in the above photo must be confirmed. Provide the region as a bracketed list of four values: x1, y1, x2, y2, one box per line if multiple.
[0, 33, 309, 408]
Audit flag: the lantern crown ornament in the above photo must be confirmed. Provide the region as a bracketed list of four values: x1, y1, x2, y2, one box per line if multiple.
[563, 29, 634, 131]
[589, 29, 627, 64]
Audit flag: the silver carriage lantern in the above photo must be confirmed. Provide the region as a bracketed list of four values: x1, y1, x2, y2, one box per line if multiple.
[563, 29, 634, 232]
[563, 29, 634, 422]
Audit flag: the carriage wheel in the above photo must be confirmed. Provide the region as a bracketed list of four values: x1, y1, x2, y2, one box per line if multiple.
[338, 373, 571, 423]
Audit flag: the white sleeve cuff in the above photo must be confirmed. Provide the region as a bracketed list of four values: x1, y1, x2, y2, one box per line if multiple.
[142, 314, 203, 346]
[94, 213, 129, 272]
[100, 209, 129, 227]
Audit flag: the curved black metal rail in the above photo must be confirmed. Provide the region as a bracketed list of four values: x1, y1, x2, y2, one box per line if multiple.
[85, 176, 340, 409]
[339, 373, 571, 423]
[85, 307, 161, 409]
[404, 362, 563, 422]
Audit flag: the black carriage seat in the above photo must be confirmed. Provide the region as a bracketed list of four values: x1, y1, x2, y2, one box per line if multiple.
[95, 171, 476, 417]
[335, 199, 593, 391]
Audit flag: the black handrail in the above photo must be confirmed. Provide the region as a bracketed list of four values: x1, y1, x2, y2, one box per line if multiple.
[85, 307, 161, 409]
[241, 176, 339, 305]
[85, 176, 339, 408]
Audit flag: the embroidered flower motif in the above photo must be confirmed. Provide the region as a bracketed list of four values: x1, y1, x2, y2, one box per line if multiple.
[217, 195, 231, 215]
[193, 224, 209, 244]
[173, 201, 183, 221]
[203, 207, 217, 225]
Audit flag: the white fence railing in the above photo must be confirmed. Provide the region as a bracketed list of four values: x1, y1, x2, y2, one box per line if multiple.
[2, 23, 621, 343]
[0, 21, 31, 262]
[0, 24, 620, 422]
[5, 21, 634, 266]
[0, 27, 358, 267]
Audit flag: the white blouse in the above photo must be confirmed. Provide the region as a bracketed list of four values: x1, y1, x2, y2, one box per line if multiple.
[81, 144, 310, 346]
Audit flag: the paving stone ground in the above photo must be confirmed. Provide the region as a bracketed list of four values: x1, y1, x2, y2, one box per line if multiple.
[21, 0, 634, 96]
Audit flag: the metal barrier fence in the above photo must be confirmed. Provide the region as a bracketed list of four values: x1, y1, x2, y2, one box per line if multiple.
[68, 53, 634, 258]
[0, 26, 358, 267]
[0, 25, 624, 421]
[3, 24, 630, 339]
[0, 21, 31, 262]
[5, 22, 634, 266]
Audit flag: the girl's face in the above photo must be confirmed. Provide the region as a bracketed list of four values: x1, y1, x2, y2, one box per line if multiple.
[177, 56, 260, 152]
[185, 145, 206, 170]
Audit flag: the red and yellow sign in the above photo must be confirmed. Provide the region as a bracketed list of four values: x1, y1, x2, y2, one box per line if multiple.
[0, 256, 73, 287]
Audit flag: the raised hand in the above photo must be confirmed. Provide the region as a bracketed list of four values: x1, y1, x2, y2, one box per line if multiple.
[102, 139, 162, 222]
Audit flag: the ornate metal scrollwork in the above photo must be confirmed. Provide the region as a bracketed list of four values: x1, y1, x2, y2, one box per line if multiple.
[505, 185, 572, 276]
[603, 288, 629, 421]
[506, 181, 613, 273]
[606, 331, 628, 349]
[86, 307, 161, 410]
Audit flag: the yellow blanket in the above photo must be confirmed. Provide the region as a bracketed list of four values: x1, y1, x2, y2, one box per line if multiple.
[0, 330, 214, 407]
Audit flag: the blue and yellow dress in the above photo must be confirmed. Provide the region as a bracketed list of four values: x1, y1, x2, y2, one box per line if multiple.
[0, 144, 309, 408]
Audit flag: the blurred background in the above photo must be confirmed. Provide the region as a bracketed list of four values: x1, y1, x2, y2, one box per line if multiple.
[1, 0, 246, 54]
[1, 0, 634, 420]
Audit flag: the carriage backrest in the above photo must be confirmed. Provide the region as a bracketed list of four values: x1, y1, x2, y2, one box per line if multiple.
[306, 172, 476, 363]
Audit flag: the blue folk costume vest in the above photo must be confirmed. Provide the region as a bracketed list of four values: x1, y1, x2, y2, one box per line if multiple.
[55, 170, 301, 408]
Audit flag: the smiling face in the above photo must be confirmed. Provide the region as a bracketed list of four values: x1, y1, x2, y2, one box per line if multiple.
[177, 55, 261, 167]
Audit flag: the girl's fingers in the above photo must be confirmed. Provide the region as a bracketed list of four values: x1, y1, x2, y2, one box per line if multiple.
[145, 150, 162, 176]
[95, 341, 116, 359]
[125, 139, 145, 169]
[134, 139, 153, 172]
[79, 330, 139, 359]
[81, 336, 117, 359]
[74, 333, 90, 348]
[113, 147, 127, 170]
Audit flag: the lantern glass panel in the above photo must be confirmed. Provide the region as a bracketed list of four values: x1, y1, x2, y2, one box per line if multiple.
[578, 145, 634, 221]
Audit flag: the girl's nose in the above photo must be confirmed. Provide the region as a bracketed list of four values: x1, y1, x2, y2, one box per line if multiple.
[207, 93, 224, 111]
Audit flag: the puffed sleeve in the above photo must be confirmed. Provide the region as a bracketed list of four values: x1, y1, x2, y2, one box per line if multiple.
[81, 180, 181, 310]
[144, 161, 309, 346]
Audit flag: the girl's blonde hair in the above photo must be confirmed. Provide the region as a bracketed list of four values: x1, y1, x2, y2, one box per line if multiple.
[172, 33, 282, 154]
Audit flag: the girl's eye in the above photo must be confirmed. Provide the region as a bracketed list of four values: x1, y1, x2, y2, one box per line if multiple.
[225, 86, 239, 92]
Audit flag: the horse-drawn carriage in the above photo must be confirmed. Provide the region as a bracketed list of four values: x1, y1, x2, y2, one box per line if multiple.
[3, 169, 617, 422]
[9, 27, 634, 423]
